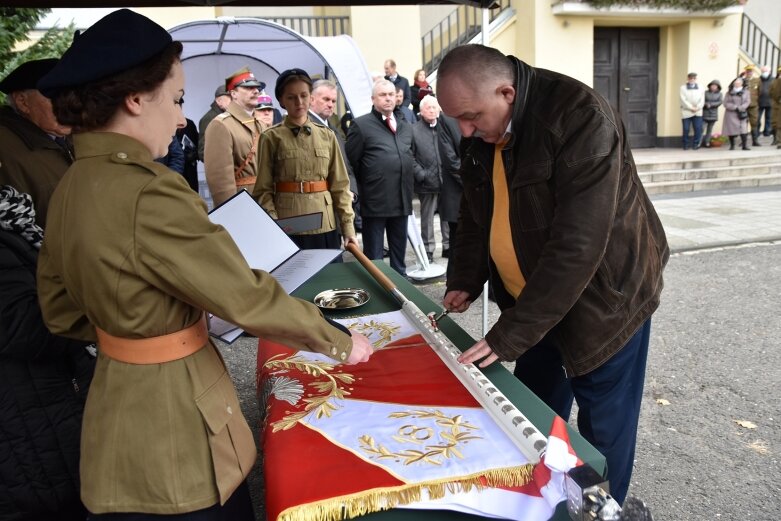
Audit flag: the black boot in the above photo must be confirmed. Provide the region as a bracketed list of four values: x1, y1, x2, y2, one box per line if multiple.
[729, 136, 736, 150]
[751, 130, 761, 146]
[741, 134, 750, 150]
[772, 130, 778, 146]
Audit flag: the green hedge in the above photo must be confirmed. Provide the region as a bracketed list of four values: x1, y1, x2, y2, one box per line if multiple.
[586, 0, 740, 11]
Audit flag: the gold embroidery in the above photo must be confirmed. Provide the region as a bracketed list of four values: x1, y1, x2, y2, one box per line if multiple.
[359, 409, 482, 466]
[347, 319, 401, 349]
[263, 353, 354, 432]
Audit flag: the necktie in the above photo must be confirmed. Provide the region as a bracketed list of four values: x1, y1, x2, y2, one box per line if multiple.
[384, 116, 396, 134]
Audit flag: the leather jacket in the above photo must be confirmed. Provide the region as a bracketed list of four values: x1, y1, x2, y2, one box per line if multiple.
[447, 56, 669, 376]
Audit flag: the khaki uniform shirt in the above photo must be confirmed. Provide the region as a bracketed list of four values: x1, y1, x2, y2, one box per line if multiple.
[0, 106, 72, 227]
[204, 101, 264, 207]
[252, 117, 355, 237]
[37, 132, 352, 514]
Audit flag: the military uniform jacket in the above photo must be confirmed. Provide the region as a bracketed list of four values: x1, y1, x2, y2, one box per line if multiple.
[204, 101, 264, 207]
[37, 132, 352, 514]
[0, 106, 72, 227]
[253, 116, 355, 237]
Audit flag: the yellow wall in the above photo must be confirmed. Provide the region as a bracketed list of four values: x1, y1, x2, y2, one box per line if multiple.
[349, 6, 423, 81]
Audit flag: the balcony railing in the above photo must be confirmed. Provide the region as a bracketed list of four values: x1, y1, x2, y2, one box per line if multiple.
[421, 0, 511, 73]
[740, 13, 780, 74]
[263, 16, 350, 37]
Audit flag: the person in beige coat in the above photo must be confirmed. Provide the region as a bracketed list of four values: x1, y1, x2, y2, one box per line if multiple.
[253, 68, 356, 251]
[35, 9, 372, 520]
[204, 67, 265, 207]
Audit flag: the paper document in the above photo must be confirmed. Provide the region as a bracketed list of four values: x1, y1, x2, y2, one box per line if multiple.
[207, 190, 342, 342]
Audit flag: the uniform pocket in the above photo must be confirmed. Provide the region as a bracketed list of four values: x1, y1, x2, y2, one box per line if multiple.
[195, 371, 257, 503]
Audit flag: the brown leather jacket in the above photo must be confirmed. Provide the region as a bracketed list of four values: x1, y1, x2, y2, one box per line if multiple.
[447, 56, 669, 376]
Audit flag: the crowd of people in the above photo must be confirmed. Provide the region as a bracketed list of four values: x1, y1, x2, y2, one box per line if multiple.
[14, 6, 773, 521]
[680, 64, 781, 150]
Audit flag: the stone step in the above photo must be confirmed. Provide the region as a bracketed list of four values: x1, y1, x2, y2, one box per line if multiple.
[639, 162, 781, 184]
[635, 151, 781, 173]
[642, 172, 781, 195]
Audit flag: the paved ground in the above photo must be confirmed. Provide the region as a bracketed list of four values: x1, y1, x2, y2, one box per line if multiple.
[218, 167, 781, 519]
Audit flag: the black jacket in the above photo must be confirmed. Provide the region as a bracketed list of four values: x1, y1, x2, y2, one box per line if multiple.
[386, 74, 411, 108]
[411, 118, 442, 194]
[434, 115, 462, 223]
[448, 56, 669, 376]
[346, 108, 414, 218]
[0, 230, 95, 520]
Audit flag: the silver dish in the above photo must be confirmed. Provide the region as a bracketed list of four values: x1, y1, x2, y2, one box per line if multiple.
[313, 288, 370, 310]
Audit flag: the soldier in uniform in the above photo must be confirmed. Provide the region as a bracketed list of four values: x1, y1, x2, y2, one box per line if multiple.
[771, 66, 781, 148]
[253, 69, 356, 250]
[36, 10, 372, 520]
[197, 84, 230, 162]
[204, 67, 265, 207]
[745, 65, 762, 146]
[0, 58, 73, 227]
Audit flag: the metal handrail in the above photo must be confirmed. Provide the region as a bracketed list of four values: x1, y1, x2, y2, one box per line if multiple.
[421, 0, 511, 73]
[740, 13, 780, 74]
[261, 15, 350, 37]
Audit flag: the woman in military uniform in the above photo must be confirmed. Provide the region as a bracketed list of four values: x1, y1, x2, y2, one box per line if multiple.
[252, 69, 356, 251]
[35, 10, 372, 520]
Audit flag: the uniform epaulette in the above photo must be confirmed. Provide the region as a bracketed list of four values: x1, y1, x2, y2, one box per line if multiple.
[215, 112, 232, 121]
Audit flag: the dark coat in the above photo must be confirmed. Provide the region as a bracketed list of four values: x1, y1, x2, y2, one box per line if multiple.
[411, 118, 442, 194]
[0, 229, 94, 520]
[0, 106, 73, 228]
[386, 74, 411, 107]
[346, 108, 414, 218]
[176, 118, 200, 192]
[436, 114, 462, 224]
[703, 81, 723, 122]
[449, 56, 669, 376]
[197, 102, 223, 162]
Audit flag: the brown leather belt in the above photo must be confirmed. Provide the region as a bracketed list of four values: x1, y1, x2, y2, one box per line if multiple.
[275, 180, 328, 193]
[95, 314, 208, 365]
[235, 175, 257, 188]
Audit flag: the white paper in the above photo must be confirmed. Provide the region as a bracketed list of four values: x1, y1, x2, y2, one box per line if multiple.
[206, 191, 342, 342]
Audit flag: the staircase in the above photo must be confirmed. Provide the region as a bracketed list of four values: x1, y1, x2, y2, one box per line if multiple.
[740, 13, 780, 73]
[636, 145, 781, 195]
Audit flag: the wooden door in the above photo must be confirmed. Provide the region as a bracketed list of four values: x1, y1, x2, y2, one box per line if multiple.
[594, 27, 659, 148]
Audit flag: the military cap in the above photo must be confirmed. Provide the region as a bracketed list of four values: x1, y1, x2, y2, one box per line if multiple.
[37, 9, 172, 98]
[214, 84, 229, 98]
[0, 58, 59, 94]
[744, 64, 755, 71]
[274, 68, 312, 101]
[226, 67, 264, 91]
[256, 94, 274, 109]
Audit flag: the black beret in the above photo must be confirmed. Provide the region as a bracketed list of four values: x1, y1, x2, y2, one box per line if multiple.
[274, 68, 312, 102]
[0, 58, 59, 94]
[37, 9, 172, 98]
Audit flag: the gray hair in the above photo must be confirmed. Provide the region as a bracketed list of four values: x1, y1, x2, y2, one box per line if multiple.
[372, 79, 395, 96]
[419, 95, 439, 111]
[312, 79, 337, 93]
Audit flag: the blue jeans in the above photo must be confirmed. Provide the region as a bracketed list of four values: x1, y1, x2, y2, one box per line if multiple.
[758, 106, 772, 135]
[360, 215, 408, 276]
[682, 116, 703, 149]
[513, 319, 652, 504]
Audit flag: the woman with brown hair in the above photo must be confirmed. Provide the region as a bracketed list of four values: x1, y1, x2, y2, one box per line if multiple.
[36, 9, 371, 520]
[409, 68, 433, 116]
[253, 69, 356, 251]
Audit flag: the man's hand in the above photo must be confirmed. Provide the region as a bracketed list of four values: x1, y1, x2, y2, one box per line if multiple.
[443, 290, 472, 313]
[345, 332, 373, 364]
[457, 338, 499, 368]
[343, 235, 359, 248]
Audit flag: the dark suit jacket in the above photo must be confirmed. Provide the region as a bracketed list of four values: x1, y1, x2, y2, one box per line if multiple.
[386, 74, 411, 108]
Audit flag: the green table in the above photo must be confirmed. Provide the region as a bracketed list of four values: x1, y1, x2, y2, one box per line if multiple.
[293, 261, 605, 521]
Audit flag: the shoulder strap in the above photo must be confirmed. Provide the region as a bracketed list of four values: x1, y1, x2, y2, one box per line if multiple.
[234, 130, 261, 181]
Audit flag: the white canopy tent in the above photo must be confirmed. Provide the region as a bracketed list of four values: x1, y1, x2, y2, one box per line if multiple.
[168, 17, 375, 125]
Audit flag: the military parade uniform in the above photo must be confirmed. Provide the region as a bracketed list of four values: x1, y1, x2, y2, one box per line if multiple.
[204, 101, 264, 207]
[748, 74, 761, 145]
[37, 132, 353, 515]
[771, 70, 781, 147]
[253, 116, 355, 241]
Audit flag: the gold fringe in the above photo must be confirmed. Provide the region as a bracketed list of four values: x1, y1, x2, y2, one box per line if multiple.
[277, 463, 535, 521]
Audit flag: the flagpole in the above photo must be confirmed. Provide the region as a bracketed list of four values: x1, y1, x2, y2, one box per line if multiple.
[345, 243, 546, 463]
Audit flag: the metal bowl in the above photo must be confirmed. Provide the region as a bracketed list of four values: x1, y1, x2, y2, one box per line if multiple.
[313, 288, 370, 310]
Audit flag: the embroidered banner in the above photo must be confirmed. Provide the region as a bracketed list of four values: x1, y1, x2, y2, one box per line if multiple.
[257, 310, 577, 521]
